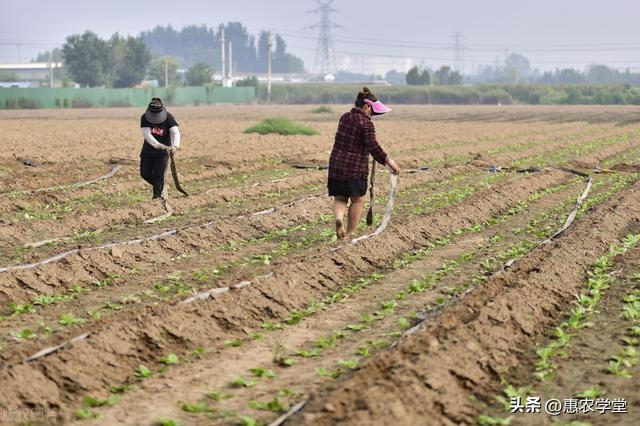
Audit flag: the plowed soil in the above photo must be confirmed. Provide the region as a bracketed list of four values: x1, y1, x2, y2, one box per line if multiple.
[1, 105, 639, 426]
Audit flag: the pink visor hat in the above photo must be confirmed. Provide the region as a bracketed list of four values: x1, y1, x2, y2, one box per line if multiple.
[364, 98, 392, 115]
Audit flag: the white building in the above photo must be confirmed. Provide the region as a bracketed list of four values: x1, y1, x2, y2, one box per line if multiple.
[0, 62, 63, 87]
[337, 55, 415, 76]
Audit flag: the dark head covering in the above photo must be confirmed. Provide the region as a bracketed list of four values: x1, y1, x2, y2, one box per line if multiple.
[144, 97, 168, 124]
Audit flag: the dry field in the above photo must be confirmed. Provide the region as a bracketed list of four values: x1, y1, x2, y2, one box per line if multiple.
[0, 105, 640, 426]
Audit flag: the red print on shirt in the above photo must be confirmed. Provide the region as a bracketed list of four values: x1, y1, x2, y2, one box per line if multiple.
[151, 127, 164, 137]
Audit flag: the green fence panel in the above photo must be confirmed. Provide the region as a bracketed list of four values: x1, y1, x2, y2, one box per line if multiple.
[0, 87, 255, 109]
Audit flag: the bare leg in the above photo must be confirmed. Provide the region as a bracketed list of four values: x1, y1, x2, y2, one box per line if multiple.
[346, 195, 365, 237]
[334, 196, 348, 239]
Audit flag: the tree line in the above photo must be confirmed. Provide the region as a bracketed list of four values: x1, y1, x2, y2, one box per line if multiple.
[401, 53, 640, 86]
[54, 23, 304, 88]
[141, 24, 304, 73]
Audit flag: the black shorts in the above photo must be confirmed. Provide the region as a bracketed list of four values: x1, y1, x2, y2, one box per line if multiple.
[328, 178, 367, 197]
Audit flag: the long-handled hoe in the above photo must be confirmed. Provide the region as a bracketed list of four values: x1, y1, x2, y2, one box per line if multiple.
[366, 161, 376, 226]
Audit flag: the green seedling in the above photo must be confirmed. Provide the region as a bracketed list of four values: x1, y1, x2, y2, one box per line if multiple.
[551, 327, 572, 347]
[37, 321, 53, 336]
[296, 348, 321, 358]
[238, 415, 258, 426]
[316, 367, 342, 379]
[224, 339, 243, 347]
[33, 295, 55, 306]
[75, 408, 99, 420]
[10, 303, 35, 316]
[357, 346, 370, 357]
[249, 396, 287, 413]
[495, 384, 532, 410]
[135, 364, 152, 378]
[192, 347, 206, 356]
[338, 358, 359, 369]
[576, 385, 605, 399]
[382, 300, 397, 313]
[315, 334, 338, 349]
[261, 321, 285, 331]
[280, 358, 296, 367]
[159, 354, 179, 365]
[110, 384, 132, 394]
[179, 401, 213, 413]
[156, 418, 181, 426]
[207, 391, 233, 401]
[346, 323, 367, 332]
[104, 302, 123, 311]
[623, 303, 640, 321]
[606, 357, 632, 378]
[230, 376, 257, 388]
[397, 317, 411, 329]
[83, 395, 120, 407]
[13, 328, 37, 340]
[58, 313, 85, 327]
[249, 368, 276, 378]
[477, 415, 512, 426]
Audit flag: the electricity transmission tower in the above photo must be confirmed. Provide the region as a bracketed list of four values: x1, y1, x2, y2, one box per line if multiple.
[452, 31, 464, 74]
[306, 0, 342, 74]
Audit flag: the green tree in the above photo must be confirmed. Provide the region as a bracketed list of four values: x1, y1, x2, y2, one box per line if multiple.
[33, 48, 63, 63]
[148, 56, 179, 87]
[434, 66, 463, 85]
[110, 34, 151, 88]
[186, 62, 213, 86]
[420, 69, 431, 85]
[236, 75, 259, 88]
[406, 66, 421, 85]
[62, 31, 111, 87]
[385, 70, 406, 85]
[273, 35, 304, 73]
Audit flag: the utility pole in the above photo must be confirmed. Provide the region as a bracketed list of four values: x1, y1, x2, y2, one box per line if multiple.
[48, 50, 53, 88]
[164, 57, 169, 88]
[452, 31, 464, 74]
[220, 27, 226, 87]
[306, 0, 343, 75]
[228, 41, 234, 86]
[267, 30, 272, 102]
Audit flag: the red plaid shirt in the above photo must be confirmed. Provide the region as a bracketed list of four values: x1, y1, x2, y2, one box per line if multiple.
[328, 108, 388, 180]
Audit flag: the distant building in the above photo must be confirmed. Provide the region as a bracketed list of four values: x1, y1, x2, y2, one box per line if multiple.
[337, 55, 415, 76]
[0, 62, 63, 87]
[0, 81, 31, 88]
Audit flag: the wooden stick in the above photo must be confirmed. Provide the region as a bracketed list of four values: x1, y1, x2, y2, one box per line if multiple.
[366, 161, 377, 226]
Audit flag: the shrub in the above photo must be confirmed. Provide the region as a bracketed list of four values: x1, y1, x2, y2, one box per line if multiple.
[245, 118, 319, 136]
[311, 105, 332, 113]
[71, 98, 92, 108]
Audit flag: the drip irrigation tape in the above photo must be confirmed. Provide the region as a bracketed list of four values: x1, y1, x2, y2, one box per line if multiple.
[351, 170, 398, 245]
[268, 401, 308, 426]
[1, 194, 323, 274]
[0, 165, 121, 198]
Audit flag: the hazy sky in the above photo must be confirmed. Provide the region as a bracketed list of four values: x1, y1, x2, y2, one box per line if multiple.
[1, 0, 639, 72]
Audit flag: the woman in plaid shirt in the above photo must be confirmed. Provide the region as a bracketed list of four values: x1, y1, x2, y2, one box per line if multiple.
[328, 87, 400, 239]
